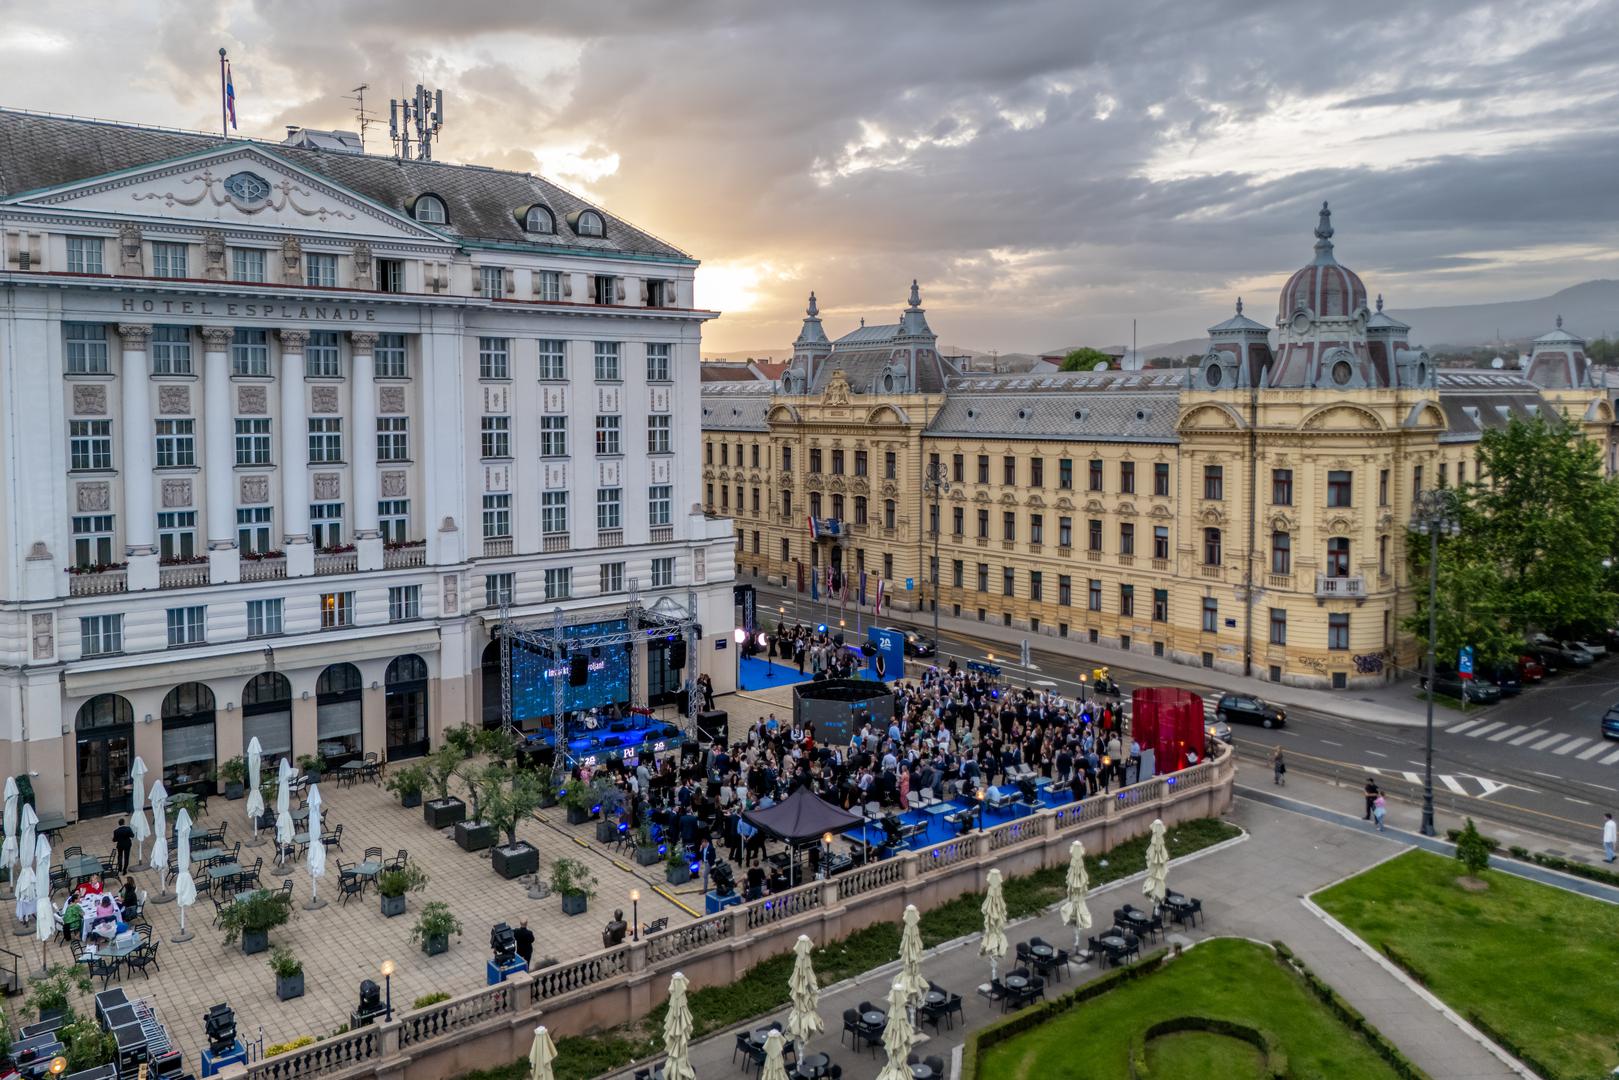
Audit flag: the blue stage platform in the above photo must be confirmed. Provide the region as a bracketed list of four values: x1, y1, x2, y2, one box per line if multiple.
[843, 781, 1079, 855]
[738, 656, 816, 691]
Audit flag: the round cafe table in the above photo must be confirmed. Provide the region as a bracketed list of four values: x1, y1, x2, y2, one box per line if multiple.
[910, 1064, 935, 1079]
[923, 990, 946, 1006]
[1004, 974, 1028, 991]
[1030, 943, 1055, 959]
[750, 1027, 782, 1046]
[862, 1010, 886, 1028]
[795, 1052, 831, 1079]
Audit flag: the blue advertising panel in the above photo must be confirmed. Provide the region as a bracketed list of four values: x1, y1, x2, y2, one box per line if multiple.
[510, 619, 631, 722]
[1458, 645, 1475, 680]
[867, 626, 906, 681]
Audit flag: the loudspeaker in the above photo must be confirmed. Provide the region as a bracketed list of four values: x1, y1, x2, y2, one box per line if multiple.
[669, 639, 687, 669]
[696, 709, 728, 744]
[569, 653, 589, 686]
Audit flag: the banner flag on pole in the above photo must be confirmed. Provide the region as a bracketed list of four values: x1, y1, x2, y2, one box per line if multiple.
[858, 570, 868, 607]
[874, 578, 885, 616]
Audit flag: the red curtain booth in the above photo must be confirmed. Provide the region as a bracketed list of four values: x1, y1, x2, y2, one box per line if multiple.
[1130, 687, 1206, 772]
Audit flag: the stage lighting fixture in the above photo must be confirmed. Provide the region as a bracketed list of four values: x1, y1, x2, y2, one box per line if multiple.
[490, 921, 518, 964]
[202, 1004, 237, 1056]
[710, 861, 737, 897]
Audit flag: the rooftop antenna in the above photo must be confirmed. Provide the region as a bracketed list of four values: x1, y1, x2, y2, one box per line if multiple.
[347, 84, 374, 152]
[389, 83, 446, 160]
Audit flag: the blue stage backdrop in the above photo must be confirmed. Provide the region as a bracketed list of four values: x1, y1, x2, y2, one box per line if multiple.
[866, 626, 906, 681]
[510, 619, 631, 723]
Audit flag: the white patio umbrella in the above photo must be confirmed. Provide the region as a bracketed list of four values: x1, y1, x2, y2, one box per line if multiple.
[32, 834, 53, 973]
[274, 758, 295, 864]
[129, 757, 150, 860]
[785, 934, 823, 1051]
[13, 805, 38, 923]
[759, 1031, 791, 1080]
[2, 777, 18, 897]
[979, 867, 1008, 983]
[245, 737, 266, 845]
[1143, 818, 1170, 908]
[1060, 840, 1093, 954]
[527, 1024, 557, 1080]
[875, 976, 915, 1080]
[173, 807, 197, 941]
[899, 904, 928, 1020]
[305, 784, 326, 909]
[148, 779, 170, 899]
[661, 971, 696, 1080]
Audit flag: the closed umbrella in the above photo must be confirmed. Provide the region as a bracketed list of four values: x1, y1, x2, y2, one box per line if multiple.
[245, 737, 266, 845]
[13, 805, 37, 924]
[899, 904, 928, 1020]
[1143, 818, 1170, 908]
[785, 934, 823, 1050]
[527, 1024, 557, 1080]
[305, 784, 326, 909]
[760, 1031, 791, 1080]
[148, 779, 170, 899]
[130, 757, 150, 860]
[2, 777, 18, 897]
[32, 834, 53, 973]
[875, 976, 915, 1080]
[980, 867, 1008, 983]
[174, 807, 197, 941]
[662, 971, 696, 1080]
[1060, 839, 1093, 954]
[274, 758, 295, 864]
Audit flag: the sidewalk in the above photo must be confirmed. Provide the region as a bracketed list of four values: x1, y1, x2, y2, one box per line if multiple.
[752, 581, 1433, 730]
[618, 796, 1516, 1080]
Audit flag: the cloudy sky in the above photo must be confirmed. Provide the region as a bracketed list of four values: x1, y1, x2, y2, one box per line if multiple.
[5, 0, 1619, 353]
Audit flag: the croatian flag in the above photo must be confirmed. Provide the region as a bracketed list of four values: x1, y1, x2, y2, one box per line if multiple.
[858, 570, 868, 607]
[874, 578, 886, 616]
[225, 62, 238, 130]
[807, 515, 819, 541]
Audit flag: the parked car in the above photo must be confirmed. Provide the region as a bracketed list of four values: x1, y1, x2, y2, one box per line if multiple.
[1484, 665, 1522, 696]
[1517, 655, 1547, 682]
[882, 627, 936, 658]
[1525, 648, 1563, 675]
[1548, 643, 1596, 668]
[1205, 717, 1233, 745]
[1215, 693, 1286, 729]
[1603, 704, 1619, 740]
[1565, 638, 1609, 659]
[1420, 668, 1503, 704]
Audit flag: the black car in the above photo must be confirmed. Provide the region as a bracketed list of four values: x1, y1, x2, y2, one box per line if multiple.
[1420, 667, 1503, 704]
[1215, 693, 1286, 729]
[882, 627, 935, 657]
[1483, 664, 1522, 696]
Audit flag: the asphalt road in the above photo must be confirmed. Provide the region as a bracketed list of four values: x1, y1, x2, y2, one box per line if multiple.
[750, 587, 1619, 846]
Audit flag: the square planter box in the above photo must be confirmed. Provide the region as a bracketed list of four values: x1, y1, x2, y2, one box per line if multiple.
[491, 842, 539, 880]
[455, 820, 494, 852]
[420, 934, 449, 957]
[565, 805, 591, 825]
[560, 892, 588, 916]
[242, 930, 270, 956]
[399, 790, 423, 809]
[595, 820, 619, 844]
[424, 797, 466, 830]
[666, 863, 692, 886]
[635, 846, 662, 867]
[276, 972, 304, 1001]
[224, 782, 245, 800]
[380, 893, 407, 918]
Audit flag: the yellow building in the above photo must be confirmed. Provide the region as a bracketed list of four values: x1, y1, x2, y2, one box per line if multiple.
[702, 207, 1613, 689]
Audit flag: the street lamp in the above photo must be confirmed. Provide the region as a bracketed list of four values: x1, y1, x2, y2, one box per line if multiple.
[976, 786, 986, 832]
[1410, 488, 1461, 838]
[923, 462, 952, 647]
[630, 888, 640, 941]
[380, 959, 395, 1021]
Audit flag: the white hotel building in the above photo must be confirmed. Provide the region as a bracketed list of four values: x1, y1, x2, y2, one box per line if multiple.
[0, 108, 735, 821]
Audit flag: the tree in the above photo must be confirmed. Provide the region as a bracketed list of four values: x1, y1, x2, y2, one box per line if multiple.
[1059, 347, 1113, 372]
[1454, 818, 1492, 877]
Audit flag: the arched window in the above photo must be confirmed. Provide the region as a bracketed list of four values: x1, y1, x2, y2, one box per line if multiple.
[316, 662, 364, 766]
[74, 695, 134, 819]
[575, 210, 604, 237]
[77, 694, 133, 731]
[413, 194, 447, 225]
[242, 672, 292, 769]
[385, 654, 430, 759]
[160, 682, 216, 795]
[523, 205, 554, 234]
[481, 640, 504, 729]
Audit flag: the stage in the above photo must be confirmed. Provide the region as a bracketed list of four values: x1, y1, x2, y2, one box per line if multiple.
[737, 656, 816, 691]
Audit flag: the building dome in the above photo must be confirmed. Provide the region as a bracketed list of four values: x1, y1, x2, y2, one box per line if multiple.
[1277, 202, 1367, 324]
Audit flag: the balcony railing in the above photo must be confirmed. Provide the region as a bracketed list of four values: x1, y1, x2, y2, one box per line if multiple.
[1200, 565, 1223, 579]
[1117, 554, 1134, 566]
[1151, 558, 1170, 571]
[315, 550, 358, 575]
[68, 568, 127, 597]
[383, 544, 426, 570]
[597, 529, 624, 548]
[1315, 573, 1366, 599]
[1086, 549, 1102, 561]
[240, 556, 287, 582]
[159, 563, 209, 589]
[649, 526, 674, 544]
[1268, 573, 1293, 590]
[483, 538, 514, 558]
[542, 533, 569, 553]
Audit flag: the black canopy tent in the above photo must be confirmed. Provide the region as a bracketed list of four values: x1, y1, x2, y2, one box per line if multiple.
[742, 788, 864, 887]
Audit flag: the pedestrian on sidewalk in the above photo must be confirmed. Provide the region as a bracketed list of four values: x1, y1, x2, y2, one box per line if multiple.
[1271, 746, 1286, 786]
[1372, 793, 1387, 832]
[1363, 777, 1380, 820]
[1603, 812, 1616, 863]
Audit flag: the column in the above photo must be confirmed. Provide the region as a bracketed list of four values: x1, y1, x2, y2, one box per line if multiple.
[202, 326, 240, 584]
[278, 329, 313, 577]
[117, 324, 159, 591]
[350, 331, 382, 572]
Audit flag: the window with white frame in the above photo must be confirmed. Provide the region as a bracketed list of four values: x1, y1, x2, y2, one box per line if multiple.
[69, 420, 113, 471]
[544, 568, 571, 600]
[413, 194, 446, 224]
[374, 333, 407, 378]
[650, 556, 674, 588]
[305, 252, 338, 287]
[237, 507, 273, 553]
[71, 515, 115, 567]
[310, 503, 344, 548]
[539, 415, 568, 457]
[478, 337, 509, 379]
[648, 485, 672, 526]
[596, 488, 622, 530]
[647, 414, 671, 454]
[537, 270, 562, 302]
[151, 326, 193, 374]
[541, 490, 568, 534]
[319, 591, 354, 629]
[525, 206, 555, 234]
[479, 266, 505, 298]
[155, 419, 195, 467]
[235, 418, 272, 465]
[600, 561, 624, 593]
[80, 614, 123, 656]
[378, 499, 408, 543]
[388, 585, 421, 622]
[157, 511, 197, 560]
[593, 341, 620, 381]
[67, 236, 104, 274]
[592, 274, 617, 304]
[231, 247, 267, 282]
[577, 211, 605, 237]
[151, 241, 188, 279]
[65, 323, 109, 374]
[646, 343, 671, 382]
[377, 416, 409, 461]
[537, 339, 566, 379]
[308, 417, 343, 463]
[485, 573, 514, 607]
[246, 598, 283, 638]
[646, 279, 668, 307]
[481, 416, 511, 459]
[482, 494, 511, 538]
[231, 328, 269, 375]
[595, 415, 620, 455]
[166, 605, 206, 647]
[305, 331, 341, 377]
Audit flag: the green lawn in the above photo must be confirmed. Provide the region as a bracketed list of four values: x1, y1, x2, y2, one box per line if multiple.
[975, 938, 1406, 1080]
[1315, 848, 1619, 1079]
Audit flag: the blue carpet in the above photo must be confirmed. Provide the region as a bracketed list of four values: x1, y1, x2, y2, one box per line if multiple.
[738, 656, 816, 691]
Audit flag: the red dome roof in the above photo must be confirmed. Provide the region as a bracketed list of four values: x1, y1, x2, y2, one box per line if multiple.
[1277, 203, 1367, 321]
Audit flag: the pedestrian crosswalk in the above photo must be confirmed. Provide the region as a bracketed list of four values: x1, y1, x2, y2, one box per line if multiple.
[1447, 717, 1619, 764]
[1362, 766, 1511, 798]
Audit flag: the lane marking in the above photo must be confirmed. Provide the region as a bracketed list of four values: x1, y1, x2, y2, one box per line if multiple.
[1553, 737, 1591, 756]
[1400, 771, 1422, 784]
[1464, 721, 1505, 738]
[1365, 750, 1387, 758]
[1319, 739, 1342, 747]
[1509, 729, 1545, 746]
[1577, 742, 1608, 761]
[1533, 770, 1562, 780]
[1447, 719, 1487, 735]
[1600, 749, 1619, 766]
[1533, 733, 1573, 751]
[1469, 777, 1514, 798]
[1439, 775, 1467, 795]
[1487, 725, 1525, 742]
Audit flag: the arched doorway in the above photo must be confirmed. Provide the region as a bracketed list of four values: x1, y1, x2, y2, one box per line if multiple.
[161, 683, 217, 797]
[75, 694, 134, 819]
[481, 640, 503, 729]
[385, 655, 429, 760]
[242, 673, 292, 771]
[316, 663, 364, 767]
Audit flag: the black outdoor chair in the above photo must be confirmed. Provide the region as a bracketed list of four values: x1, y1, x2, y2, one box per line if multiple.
[1167, 893, 1203, 928]
[917, 996, 950, 1033]
[363, 846, 384, 866]
[61, 846, 82, 861]
[321, 823, 344, 851]
[840, 1009, 863, 1050]
[280, 879, 294, 902]
[337, 872, 364, 906]
[924, 1056, 945, 1078]
[731, 1032, 751, 1066]
[126, 943, 158, 979]
[86, 954, 120, 990]
[384, 850, 409, 872]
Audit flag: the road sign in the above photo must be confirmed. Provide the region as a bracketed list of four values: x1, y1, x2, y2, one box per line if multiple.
[1458, 645, 1475, 680]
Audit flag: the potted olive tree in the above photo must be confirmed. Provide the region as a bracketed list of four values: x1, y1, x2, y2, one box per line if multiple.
[411, 901, 463, 957]
[385, 763, 428, 809]
[453, 762, 497, 852]
[377, 861, 428, 917]
[422, 743, 467, 829]
[26, 966, 90, 1025]
[220, 889, 295, 955]
[268, 947, 304, 1001]
[559, 778, 594, 826]
[220, 756, 248, 800]
[665, 844, 693, 885]
[550, 857, 597, 916]
[633, 821, 662, 866]
[488, 771, 545, 879]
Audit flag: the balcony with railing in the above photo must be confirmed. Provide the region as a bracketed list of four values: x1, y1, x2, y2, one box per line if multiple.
[649, 526, 674, 544]
[159, 562, 210, 589]
[542, 533, 568, 553]
[482, 538, 513, 558]
[383, 542, 426, 570]
[1315, 573, 1366, 600]
[597, 529, 624, 548]
[1200, 564, 1223, 579]
[315, 550, 358, 575]
[240, 555, 287, 582]
[68, 566, 127, 596]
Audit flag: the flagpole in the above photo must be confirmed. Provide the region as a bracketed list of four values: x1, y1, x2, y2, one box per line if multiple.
[218, 49, 228, 138]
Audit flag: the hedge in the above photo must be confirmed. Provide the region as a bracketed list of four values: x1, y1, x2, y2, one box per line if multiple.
[1270, 942, 1432, 1080]
[1127, 1016, 1287, 1079]
[1505, 846, 1619, 889]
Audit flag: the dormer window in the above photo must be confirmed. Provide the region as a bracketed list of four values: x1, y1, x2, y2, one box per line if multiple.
[413, 194, 447, 225]
[575, 210, 605, 237]
[523, 206, 554, 234]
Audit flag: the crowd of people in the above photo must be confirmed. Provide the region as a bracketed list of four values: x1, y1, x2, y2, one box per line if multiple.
[763, 622, 865, 679]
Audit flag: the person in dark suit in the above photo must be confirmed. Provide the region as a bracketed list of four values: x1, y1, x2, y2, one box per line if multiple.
[112, 818, 134, 874]
[512, 919, 535, 967]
